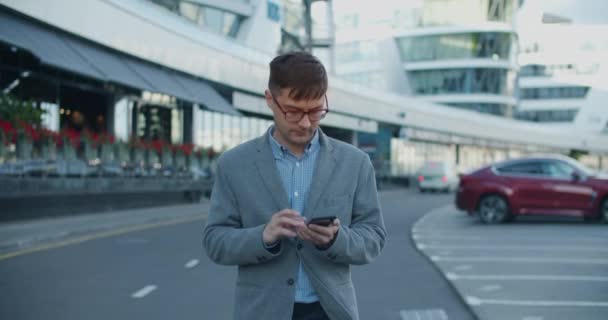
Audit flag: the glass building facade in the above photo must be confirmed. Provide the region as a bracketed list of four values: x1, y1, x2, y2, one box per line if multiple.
[409, 68, 515, 96]
[396, 32, 515, 62]
[150, 0, 243, 38]
[516, 109, 579, 123]
[520, 86, 590, 100]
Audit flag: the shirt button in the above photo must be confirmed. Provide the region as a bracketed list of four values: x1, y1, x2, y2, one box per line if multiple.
[287, 278, 295, 286]
[294, 191, 299, 197]
[296, 162, 301, 167]
[297, 243, 303, 250]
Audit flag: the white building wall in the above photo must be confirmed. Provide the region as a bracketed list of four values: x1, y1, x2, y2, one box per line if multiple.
[3, 0, 607, 153]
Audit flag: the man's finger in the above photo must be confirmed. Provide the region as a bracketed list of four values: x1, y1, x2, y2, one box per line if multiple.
[277, 209, 301, 218]
[278, 217, 306, 228]
[277, 227, 298, 238]
[308, 224, 335, 237]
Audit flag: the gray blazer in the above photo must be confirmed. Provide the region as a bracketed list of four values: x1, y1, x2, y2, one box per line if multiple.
[203, 130, 386, 320]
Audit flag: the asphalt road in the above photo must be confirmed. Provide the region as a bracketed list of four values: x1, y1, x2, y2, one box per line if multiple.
[414, 205, 608, 320]
[0, 188, 474, 320]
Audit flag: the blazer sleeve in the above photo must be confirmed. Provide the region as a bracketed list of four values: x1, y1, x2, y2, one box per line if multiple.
[203, 158, 282, 265]
[315, 155, 387, 265]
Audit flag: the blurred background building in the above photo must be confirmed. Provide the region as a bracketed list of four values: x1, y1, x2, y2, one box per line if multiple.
[0, 0, 606, 190]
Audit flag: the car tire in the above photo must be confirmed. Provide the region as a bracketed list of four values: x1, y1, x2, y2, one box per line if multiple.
[478, 194, 511, 224]
[600, 198, 608, 224]
[419, 188, 426, 193]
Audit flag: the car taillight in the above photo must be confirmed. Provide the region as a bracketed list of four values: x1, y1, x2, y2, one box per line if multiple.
[418, 175, 424, 182]
[442, 175, 448, 183]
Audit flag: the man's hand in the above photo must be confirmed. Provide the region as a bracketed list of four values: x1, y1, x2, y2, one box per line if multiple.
[297, 218, 340, 247]
[263, 209, 306, 245]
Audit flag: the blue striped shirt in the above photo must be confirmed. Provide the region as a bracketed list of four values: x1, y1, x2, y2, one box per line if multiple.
[268, 126, 320, 303]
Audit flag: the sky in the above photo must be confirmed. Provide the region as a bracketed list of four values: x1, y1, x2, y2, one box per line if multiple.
[535, 0, 608, 24]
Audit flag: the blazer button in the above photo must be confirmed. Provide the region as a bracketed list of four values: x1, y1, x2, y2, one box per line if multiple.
[287, 278, 295, 286]
[297, 243, 303, 250]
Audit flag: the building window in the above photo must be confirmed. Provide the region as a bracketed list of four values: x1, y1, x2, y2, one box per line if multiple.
[408, 68, 515, 95]
[520, 86, 590, 100]
[396, 32, 514, 62]
[151, 0, 243, 38]
[516, 109, 579, 122]
[267, 1, 281, 22]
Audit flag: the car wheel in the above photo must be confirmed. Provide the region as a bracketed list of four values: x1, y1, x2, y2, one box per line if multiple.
[601, 198, 608, 224]
[419, 188, 426, 193]
[478, 195, 511, 224]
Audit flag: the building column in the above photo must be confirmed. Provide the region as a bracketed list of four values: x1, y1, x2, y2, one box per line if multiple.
[182, 103, 193, 144]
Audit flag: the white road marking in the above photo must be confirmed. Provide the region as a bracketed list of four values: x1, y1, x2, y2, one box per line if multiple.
[400, 309, 448, 320]
[465, 296, 608, 307]
[418, 244, 608, 252]
[453, 265, 473, 271]
[185, 259, 199, 269]
[416, 244, 426, 250]
[522, 317, 544, 320]
[478, 284, 503, 292]
[413, 234, 608, 243]
[432, 256, 608, 265]
[131, 285, 157, 299]
[447, 273, 608, 282]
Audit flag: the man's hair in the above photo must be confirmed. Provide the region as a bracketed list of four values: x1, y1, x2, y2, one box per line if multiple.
[268, 51, 328, 101]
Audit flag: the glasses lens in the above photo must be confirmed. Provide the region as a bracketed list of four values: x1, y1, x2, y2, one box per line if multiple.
[309, 110, 327, 121]
[285, 112, 304, 122]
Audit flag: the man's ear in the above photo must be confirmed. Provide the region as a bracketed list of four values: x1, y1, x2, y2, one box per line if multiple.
[264, 90, 274, 110]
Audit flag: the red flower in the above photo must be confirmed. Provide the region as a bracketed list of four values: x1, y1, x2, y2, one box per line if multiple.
[179, 144, 195, 156]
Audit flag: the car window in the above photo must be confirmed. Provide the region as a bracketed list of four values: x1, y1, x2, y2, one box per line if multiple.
[496, 162, 542, 175]
[418, 162, 449, 175]
[541, 161, 576, 179]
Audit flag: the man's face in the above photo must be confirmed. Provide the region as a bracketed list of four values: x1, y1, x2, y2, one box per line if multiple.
[265, 88, 327, 150]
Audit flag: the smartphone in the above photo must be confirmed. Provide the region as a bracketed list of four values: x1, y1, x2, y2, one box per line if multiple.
[307, 216, 337, 227]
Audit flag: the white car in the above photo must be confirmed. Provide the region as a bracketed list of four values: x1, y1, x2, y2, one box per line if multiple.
[416, 161, 459, 193]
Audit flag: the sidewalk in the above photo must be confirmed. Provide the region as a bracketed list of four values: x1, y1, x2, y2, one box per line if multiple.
[0, 201, 209, 256]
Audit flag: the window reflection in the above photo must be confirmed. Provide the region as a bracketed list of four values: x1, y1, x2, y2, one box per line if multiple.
[397, 33, 514, 62]
[409, 69, 515, 95]
[150, 0, 242, 38]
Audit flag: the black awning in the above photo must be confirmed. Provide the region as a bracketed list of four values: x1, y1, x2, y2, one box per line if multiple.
[175, 75, 241, 116]
[0, 10, 104, 80]
[0, 9, 241, 116]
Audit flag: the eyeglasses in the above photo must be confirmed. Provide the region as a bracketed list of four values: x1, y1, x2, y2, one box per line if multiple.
[271, 95, 329, 123]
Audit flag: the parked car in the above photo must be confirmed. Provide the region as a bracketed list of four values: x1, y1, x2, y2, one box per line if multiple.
[0, 159, 55, 176]
[416, 161, 459, 193]
[456, 155, 608, 224]
[53, 159, 97, 177]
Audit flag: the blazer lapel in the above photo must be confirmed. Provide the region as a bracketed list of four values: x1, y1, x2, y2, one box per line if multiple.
[305, 131, 337, 218]
[254, 133, 290, 210]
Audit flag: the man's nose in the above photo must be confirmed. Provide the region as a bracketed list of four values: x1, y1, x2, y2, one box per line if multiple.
[298, 114, 312, 128]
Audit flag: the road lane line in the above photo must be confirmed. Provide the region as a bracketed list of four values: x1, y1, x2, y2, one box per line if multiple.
[478, 284, 502, 292]
[447, 273, 608, 282]
[432, 256, 608, 265]
[465, 296, 608, 307]
[185, 259, 199, 269]
[0, 215, 206, 261]
[131, 285, 157, 299]
[419, 244, 608, 252]
[413, 235, 608, 243]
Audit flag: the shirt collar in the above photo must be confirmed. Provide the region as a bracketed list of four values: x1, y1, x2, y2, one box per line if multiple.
[268, 126, 319, 160]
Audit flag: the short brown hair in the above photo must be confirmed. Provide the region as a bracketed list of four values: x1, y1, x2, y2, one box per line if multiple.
[268, 52, 328, 101]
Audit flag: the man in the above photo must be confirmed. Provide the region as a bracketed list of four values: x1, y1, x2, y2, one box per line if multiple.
[203, 52, 386, 320]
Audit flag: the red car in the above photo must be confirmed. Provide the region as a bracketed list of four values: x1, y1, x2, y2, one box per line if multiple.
[456, 155, 608, 224]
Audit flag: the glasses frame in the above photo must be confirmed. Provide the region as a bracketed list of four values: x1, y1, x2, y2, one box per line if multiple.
[271, 94, 330, 123]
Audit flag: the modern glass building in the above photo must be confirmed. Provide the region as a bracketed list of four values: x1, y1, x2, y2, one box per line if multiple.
[516, 22, 608, 131]
[394, 0, 519, 117]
